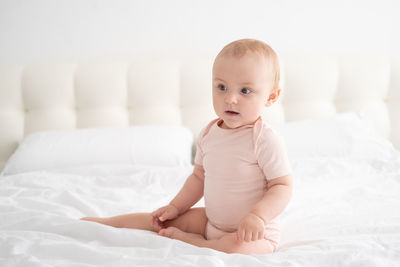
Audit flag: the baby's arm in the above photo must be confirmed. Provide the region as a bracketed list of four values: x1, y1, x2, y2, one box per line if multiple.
[151, 164, 205, 227]
[252, 174, 293, 223]
[237, 174, 293, 242]
[169, 164, 205, 214]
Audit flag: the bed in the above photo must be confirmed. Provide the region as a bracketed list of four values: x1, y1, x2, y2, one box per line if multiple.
[1, 53, 400, 266]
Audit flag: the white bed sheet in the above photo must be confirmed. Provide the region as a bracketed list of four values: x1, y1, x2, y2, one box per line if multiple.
[1, 151, 400, 266]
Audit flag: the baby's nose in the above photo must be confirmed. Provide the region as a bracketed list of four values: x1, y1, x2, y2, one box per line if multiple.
[225, 92, 238, 104]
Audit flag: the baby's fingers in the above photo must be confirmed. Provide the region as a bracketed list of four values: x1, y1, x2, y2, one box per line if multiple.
[244, 231, 253, 242]
[236, 228, 245, 242]
[252, 231, 260, 242]
[258, 230, 265, 240]
[236, 231, 240, 242]
[151, 209, 162, 219]
[159, 209, 174, 221]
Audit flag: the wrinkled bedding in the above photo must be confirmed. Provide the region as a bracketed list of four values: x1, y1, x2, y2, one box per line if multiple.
[1, 151, 400, 266]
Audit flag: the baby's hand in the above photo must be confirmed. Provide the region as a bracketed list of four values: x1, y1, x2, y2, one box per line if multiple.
[236, 212, 265, 242]
[150, 204, 179, 231]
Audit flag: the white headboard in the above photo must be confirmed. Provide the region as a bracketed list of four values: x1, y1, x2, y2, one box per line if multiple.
[1, 52, 399, 171]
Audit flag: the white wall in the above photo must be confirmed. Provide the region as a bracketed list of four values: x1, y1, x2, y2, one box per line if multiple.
[0, 0, 399, 63]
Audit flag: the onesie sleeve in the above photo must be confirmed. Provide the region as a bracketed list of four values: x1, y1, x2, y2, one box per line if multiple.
[255, 127, 292, 181]
[194, 118, 219, 166]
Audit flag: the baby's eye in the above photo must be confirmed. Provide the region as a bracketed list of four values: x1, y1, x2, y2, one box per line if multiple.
[218, 84, 227, 91]
[241, 88, 251, 94]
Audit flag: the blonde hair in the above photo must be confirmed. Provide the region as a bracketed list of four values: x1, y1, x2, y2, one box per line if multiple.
[215, 38, 280, 90]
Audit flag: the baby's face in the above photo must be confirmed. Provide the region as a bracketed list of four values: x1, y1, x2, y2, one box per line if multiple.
[212, 52, 277, 129]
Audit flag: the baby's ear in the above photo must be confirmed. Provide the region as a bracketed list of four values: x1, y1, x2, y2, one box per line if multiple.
[265, 88, 281, 107]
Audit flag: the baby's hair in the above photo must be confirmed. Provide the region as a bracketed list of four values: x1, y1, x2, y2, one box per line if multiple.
[215, 38, 280, 90]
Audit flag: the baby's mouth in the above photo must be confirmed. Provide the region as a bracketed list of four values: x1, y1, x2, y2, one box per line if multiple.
[225, 110, 240, 115]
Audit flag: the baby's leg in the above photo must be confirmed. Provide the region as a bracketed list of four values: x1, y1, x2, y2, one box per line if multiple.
[159, 227, 276, 255]
[81, 213, 159, 232]
[81, 207, 208, 236]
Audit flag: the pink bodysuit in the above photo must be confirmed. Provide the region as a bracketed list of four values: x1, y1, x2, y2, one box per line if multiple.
[194, 116, 292, 249]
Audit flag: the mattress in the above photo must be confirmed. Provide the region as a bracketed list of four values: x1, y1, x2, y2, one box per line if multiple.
[1, 153, 400, 266]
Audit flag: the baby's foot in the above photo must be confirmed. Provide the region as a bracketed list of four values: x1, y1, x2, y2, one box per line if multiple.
[158, 226, 185, 240]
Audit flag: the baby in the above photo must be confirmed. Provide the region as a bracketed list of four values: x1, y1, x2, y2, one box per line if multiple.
[82, 38, 293, 255]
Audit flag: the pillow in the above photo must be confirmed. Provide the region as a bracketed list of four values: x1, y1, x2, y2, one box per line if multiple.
[2, 125, 193, 175]
[275, 112, 396, 160]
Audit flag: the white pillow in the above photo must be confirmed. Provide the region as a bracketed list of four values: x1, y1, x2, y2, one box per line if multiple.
[276, 112, 395, 160]
[2, 125, 193, 175]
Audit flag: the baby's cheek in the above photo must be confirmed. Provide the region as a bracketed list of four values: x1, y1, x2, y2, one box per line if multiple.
[246, 100, 264, 116]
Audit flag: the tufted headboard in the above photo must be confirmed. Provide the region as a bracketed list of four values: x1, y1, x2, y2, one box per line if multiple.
[1, 52, 400, 171]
